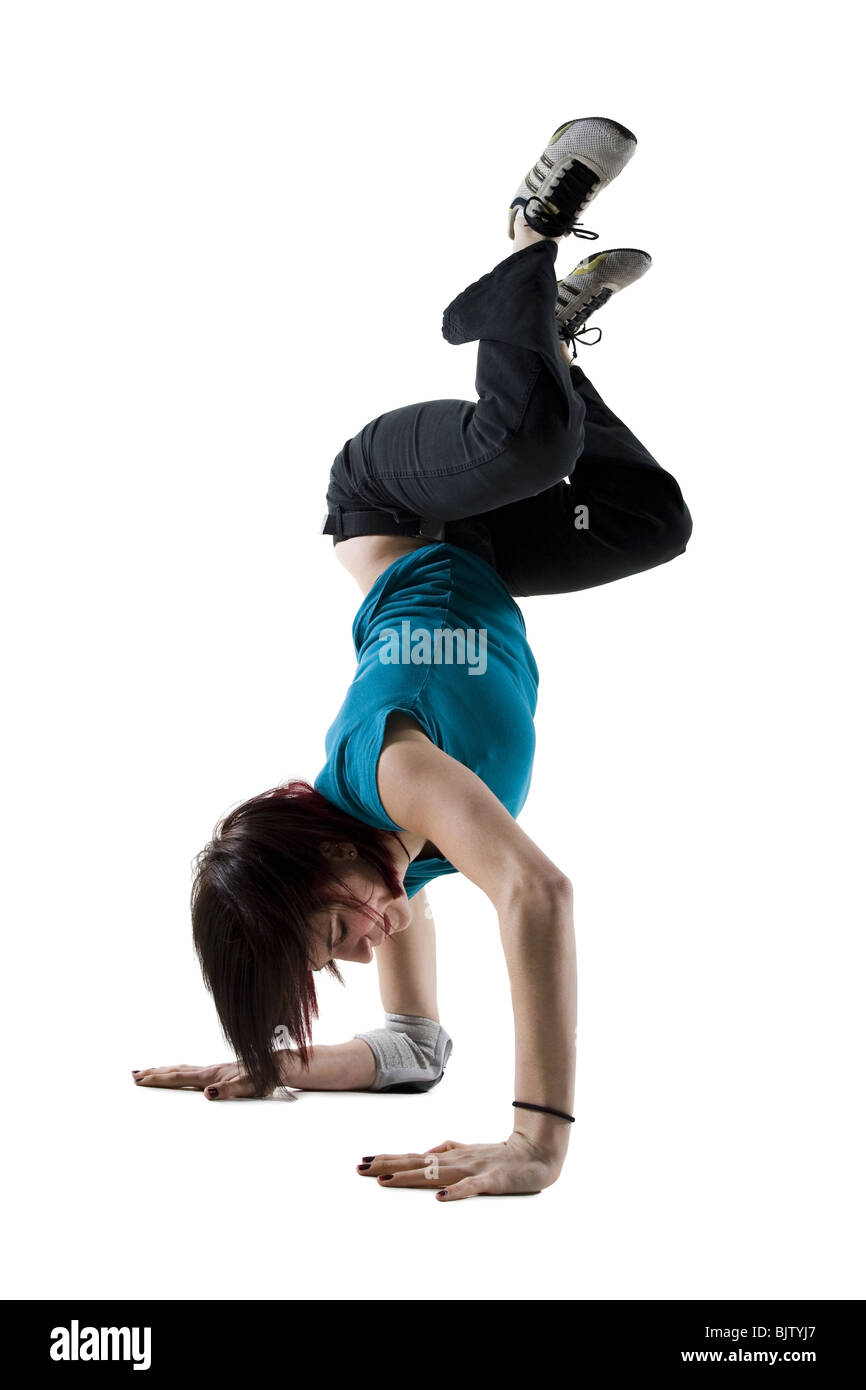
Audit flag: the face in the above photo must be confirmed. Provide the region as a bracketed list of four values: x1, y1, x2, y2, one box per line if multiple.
[308, 842, 411, 970]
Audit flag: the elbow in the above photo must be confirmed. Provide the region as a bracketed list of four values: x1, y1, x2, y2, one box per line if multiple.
[500, 867, 573, 915]
[546, 872, 574, 908]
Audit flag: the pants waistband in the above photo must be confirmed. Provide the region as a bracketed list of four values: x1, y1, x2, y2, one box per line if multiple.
[321, 505, 446, 542]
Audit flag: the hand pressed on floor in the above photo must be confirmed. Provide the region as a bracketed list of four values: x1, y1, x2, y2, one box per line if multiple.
[355, 1134, 562, 1201]
[131, 1062, 262, 1100]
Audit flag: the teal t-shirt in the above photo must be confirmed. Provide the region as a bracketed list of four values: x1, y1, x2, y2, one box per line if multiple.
[314, 543, 540, 898]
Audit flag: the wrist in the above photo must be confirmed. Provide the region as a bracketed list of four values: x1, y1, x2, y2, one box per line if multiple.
[276, 1048, 302, 1086]
[511, 1109, 573, 1165]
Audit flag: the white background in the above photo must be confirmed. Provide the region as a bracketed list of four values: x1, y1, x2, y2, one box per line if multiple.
[2, 0, 863, 1301]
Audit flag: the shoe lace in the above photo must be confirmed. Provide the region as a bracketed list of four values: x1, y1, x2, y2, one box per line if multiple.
[558, 287, 614, 357]
[525, 160, 602, 239]
[560, 323, 603, 359]
[526, 192, 600, 240]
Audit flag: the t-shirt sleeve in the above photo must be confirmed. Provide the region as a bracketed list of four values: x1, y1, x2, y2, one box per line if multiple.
[315, 702, 457, 895]
[321, 704, 429, 833]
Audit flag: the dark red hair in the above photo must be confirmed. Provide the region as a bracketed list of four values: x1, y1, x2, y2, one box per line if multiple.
[191, 779, 406, 1096]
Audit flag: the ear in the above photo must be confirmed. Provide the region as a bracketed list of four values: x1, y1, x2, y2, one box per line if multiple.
[318, 841, 358, 860]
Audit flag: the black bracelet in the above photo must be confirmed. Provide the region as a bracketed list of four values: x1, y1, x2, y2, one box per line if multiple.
[513, 1100, 575, 1124]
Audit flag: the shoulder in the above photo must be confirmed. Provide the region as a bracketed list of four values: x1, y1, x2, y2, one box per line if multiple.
[376, 716, 566, 908]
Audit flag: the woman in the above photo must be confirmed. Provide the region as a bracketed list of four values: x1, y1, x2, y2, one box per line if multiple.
[131, 117, 692, 1202]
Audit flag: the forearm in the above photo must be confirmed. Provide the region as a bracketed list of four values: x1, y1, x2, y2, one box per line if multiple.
[374, 886, 439, 1020]
[277, 1040, 376, 1091]
[498, 877, 577, 1168]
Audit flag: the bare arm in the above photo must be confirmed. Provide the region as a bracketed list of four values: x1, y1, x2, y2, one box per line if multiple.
[277, 1040, 376, 1090]
[374, 885, 439, 1020]
[371, 725, 577, 1193]
[130, 1043, 378, 1098]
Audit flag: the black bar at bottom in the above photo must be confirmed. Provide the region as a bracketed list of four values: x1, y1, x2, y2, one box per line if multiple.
[2, 1298, 863, 1375]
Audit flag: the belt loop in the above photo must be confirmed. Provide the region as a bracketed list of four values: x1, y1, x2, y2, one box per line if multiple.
[333, 504, 345, 541]
[418, 516, 445, 541]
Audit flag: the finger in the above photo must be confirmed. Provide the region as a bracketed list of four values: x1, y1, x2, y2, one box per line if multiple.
[356, 1151, 431, 1175]
[356, 1142, 467, 1176]
[132, 1065, 210, 1079]
[132, 1066, 213, 1089]
[435, 1176, 487, 1202]
[375, 1166, 444, 1189]
[204, 1072, 256, 1101]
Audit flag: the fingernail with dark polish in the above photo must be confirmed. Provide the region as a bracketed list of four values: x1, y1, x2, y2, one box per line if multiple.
[132, 1070, 140, 1075]
[437, 1189, 448, 1197]
[357, 1164, 371, 1171]
[361, 1156, 375, 1163]
[379, 1174, 394, 1181]
[206, 1087, 219, 1098]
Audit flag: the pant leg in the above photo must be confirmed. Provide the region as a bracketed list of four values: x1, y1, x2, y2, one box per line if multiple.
[323, 239, 585, 536]
[475, 363, 693, 597]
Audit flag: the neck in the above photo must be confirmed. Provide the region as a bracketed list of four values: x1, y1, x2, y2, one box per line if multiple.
[391, 829, 428, 871]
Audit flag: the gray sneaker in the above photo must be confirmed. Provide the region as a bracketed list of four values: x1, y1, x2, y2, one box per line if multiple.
[556, 248, 652, 356]
[508, 117, 637, 241]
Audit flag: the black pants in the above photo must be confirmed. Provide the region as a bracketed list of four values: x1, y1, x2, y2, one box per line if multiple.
[321, 237, 692, 597]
